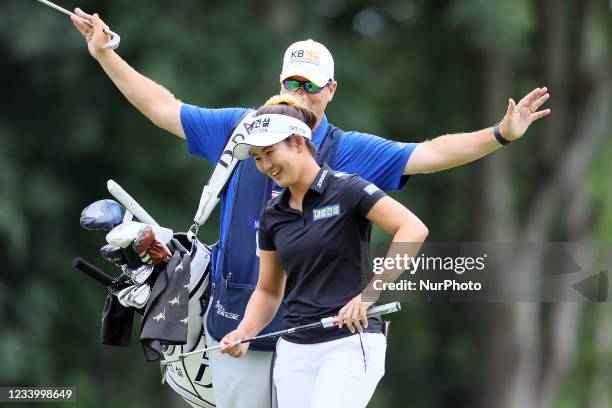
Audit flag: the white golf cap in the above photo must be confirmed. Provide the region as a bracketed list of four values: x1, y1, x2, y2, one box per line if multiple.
[279, 39, 334, 87]
[233, 114, 312, 160]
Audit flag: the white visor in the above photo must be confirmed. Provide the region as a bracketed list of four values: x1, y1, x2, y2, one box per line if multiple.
[233, 114, 312, 160]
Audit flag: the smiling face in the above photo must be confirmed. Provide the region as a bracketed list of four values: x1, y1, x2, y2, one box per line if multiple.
[251, 136, 306, 187]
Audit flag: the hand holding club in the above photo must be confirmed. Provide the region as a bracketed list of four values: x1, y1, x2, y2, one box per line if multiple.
[220, 330, 250, 358]
[337, 294, 374, 334]
[71, 8, 118, 58]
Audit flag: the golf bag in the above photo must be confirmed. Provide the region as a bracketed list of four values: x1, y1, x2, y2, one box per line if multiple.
[77, 224, 217, 406]
[76, 111, 257, 407]
[159, 237, 216, 408]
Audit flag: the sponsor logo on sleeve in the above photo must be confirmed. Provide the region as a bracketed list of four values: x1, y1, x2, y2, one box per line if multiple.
[364, 183, 380, 195]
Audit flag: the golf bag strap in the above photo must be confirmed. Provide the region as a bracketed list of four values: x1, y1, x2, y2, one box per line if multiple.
[316, 123, 343, 167]
[192, 110, 257, 232]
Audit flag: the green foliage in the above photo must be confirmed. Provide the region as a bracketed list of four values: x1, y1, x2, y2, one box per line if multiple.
[447, 0, 533, 54]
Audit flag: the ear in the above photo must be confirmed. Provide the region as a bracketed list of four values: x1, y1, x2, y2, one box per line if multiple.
[327, 80, 338, 102]
[291, 135, 306, 152]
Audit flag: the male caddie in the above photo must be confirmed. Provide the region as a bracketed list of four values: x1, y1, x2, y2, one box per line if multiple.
[71, 8, 550, 408]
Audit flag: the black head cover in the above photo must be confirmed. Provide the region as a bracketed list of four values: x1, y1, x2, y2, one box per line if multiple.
[100, 244, 127, 267]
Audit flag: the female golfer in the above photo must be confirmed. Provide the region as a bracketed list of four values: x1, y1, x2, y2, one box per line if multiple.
[220, 95, 429, 408]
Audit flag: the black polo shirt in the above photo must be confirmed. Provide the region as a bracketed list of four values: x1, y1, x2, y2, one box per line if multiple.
[258, 164, 387, 344]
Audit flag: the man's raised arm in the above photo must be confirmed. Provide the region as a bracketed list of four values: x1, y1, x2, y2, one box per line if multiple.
[71, 9, 185, 139]
[404, 87, 550, 174]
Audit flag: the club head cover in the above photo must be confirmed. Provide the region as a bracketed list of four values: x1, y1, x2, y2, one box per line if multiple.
[100, 244, 127, 268]
[132, 225, 172, 265]
[131, 264, 155, 285]
[106, 221, 146, 248]
[106, 221, 173, 247]
[80, 199, 126, 231]
[117, 284, 151, 309]
[120, 247, 144, 270]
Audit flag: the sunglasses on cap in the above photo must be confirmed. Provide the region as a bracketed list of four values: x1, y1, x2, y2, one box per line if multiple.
[282, 79, 332, 94]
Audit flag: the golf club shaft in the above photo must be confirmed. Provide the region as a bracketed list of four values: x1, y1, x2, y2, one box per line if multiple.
[37, 0, 91, 26]
[169, 302, 401, 362]
[36, 0, 118, 37]
[194, 321, 324, 355]
[108, 180, 159, 227]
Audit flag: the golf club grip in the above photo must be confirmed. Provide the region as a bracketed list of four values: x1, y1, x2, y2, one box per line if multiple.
[107, 180, 159, 226]
[245, 302, 402, 342]
[73, 257, 114, 286]
[367, 302, 401, 318]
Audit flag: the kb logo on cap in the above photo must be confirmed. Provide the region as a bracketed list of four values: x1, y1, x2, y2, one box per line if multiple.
[291, 49, 320, 62]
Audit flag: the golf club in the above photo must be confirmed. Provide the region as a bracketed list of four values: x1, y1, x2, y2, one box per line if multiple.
[36, 0, 121, 49]
[163, 301, 402, 364]
[73, 257, 114, 286]
[100, 244, 127, 268]
[73, 257, 146, 302]
[107, 180, 159, 227]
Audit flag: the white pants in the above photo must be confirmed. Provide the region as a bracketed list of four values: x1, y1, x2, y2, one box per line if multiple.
[274, 333, 387, 408]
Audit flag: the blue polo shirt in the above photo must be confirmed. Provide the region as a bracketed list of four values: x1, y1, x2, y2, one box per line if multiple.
[259, 164, 387, 344]
[180, 105, 416, 348]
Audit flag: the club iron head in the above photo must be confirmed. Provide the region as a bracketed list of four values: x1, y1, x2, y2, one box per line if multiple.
[117, 284, 151, 309]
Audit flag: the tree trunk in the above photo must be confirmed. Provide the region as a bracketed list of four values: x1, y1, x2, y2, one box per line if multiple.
[476, 0, 609, 407]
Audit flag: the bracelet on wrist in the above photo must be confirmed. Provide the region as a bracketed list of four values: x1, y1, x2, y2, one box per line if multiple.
[493, 125, 511, 145]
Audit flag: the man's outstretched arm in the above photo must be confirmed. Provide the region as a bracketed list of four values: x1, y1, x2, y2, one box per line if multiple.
[404, 87, 550, 175]
[71, 9, 185, 139]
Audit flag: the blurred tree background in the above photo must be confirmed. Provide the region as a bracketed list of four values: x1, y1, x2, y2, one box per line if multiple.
[0, 0, 610, 407]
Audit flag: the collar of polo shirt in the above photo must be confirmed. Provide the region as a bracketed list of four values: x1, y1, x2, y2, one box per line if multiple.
[276, 164, 334, 210]
[233, 114, 312, 160]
